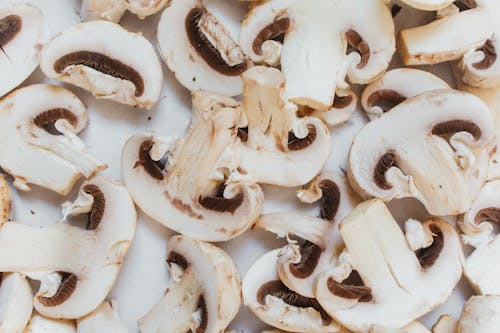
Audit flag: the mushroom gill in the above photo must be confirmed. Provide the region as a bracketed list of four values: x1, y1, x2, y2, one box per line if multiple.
[453, 0, 478, 11]
[431, 119, 481, 141]
[373, 151, 397, 190]
[252, 17, 291, 55]
[134, 140, 167, 181]
[415, 224, 444, 270]
[475, 207, 500, 225]
[33, 108, 78, 135]
[319, 179, 341, 221]
[167, 251, 189, 271]
[0, 15, 22, 51]
[198, 183, 244, 214]
[288, 125, 317, 151]
[473, 39, 497, 70]
[346, 30, 370, 69]
[289, 238, 322, 279]
[37, 272, 78, 307]
[327, 270, 372, 302]
[367, 90, 406, 113]
[83, 184, 105, 230]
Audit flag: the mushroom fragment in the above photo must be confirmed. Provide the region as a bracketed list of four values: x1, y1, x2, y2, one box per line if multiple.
[124, 0, 168, 18]
[315, 199, 463, 332]
[77, 301, 127, 333]
[300, 88, 357, 127]
[138, 235, 241, 333]
[399, 0, 500, 88]
[458, 296, 500, 333]
[80, 0, 126, 22]
[370, 322, 431, 333]
[432, 315, 458, 333]
[23, 315, 76, 333]
[399, 0, 454, 10]
[239, 0, 395, 111]
[0, 4, 49, 98]
[0, 84, 106, 195]
[0, 177, 136, 319]
[348, 90, 494, 216]
[238, 66, 331, 187]
[0, 176, 11, 225]
[157, 0, 248, 96]
[0, 273, 33, 333]
[40, 21, 162, 108]
[122, 91, 263, 242]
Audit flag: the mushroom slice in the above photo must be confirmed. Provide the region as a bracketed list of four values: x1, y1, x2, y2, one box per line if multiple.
[0, 4, 49, 98]
[399, 0, 454, 10]
[299, 88, 358, 127]
[80, 0, 126, 22]
[458, 295, 500, 333]
[239, 0, 395, 111]
[124, 0, 168, 18]
[348, 89, 494, 216]
[122, 91, 263, 242]
[399, 0, 500, 88]
[432, 315, 458, 333]
[0, 84, 106, 195]
[77, 301, 127, 333]
[0, 273, 33, 333]
[0, 176, 136, 319]
[138, 235, 241, 333]
[0, 176, 11, 225]
[315, 199, 463, 332]
[40, 21, 162, 108]
[157, 0, 248, 97]
[243, 249, 343, 333]
[23, 315, 76, 333]
[238, 66, 331, 187]
[370, 322, 431, 333]
[361, 69, 450, 120]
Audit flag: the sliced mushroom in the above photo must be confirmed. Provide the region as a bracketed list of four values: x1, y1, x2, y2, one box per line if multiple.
[348, 89, 494, 216]
[0, 4, 49, 98]
[138, 235, 241, 333]
[361, 69, 450, 120]
[77, 301, 127, 333]
[399, 0, 454, 10]
[399, 1, 500, 88]
[124, 0, 168, 18]
[458, 295, 500, 333]
[0, 84, 106, 195]
[238, 66, 331, 187]
[0, 176, 136, 319]
[315, 199, 463, 332]
[432, 315, 458, 333]
[122, 91, 263, 242]
[239, 0, 395, 111]
[0, 176, 11, 225]
[370, 322, 431, 333]
[23, 315, 76, 333]
[157, 0, 248, 96]
[0, 273, 33, 333]
[40, 21, 162, 108]
[80, 0, 126, 22]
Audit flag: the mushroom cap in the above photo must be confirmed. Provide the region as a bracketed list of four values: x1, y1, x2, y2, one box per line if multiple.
[40, 21, 163, 108]
[240, 0, 395, 111]
[0, 84, 107, 195]
[348, 89, 494, 216]
[399, 0, 454, 10]
[124, 0, 168, 17]
[0, 4, 49, 98]
[315, 199, 463, 332]
[157, 0, 247, 96]
[77, 301, 127, 333]
[458, 296, 500, 333]
[80, 0, 126, 22]
[23, 315, 76, 333]
[0, 273, 33, 333]
[139, 235, 241, 333]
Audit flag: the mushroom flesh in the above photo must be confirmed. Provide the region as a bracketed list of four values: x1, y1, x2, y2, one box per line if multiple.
[80, 0, 126, 22]
[23, 315, 76, 333]
[124, 0, 168, 18]
[0, 273, 33, 333]
[458, 295, 500, 333]
[77, 300, 127, 333]
[432, 315, 458, 333]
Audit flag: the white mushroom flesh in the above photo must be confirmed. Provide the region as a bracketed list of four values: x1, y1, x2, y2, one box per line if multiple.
[124, 0, 168, 18]
[23, 315, 76, 333]
[77, 300, 127, 333]
[0, 273, 33, 333]
[432, 315, 458, 333]
[80, 0, 126, 22]
[458, 295, 500, 333]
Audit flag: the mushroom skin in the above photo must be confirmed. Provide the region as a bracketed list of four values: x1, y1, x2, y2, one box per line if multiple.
[123, 0, 168, 18]
[23, 315, 76, 333]
[238, 66, 331, 187]
[0, 84, 106, 195]
[0, 4, 49, 98]
[399, 0, 500, 88]
[0, 176, 137, 319]
[240, 0, 395, 112]
[315, 199, 463, 332]
[40, 21, 163, 108]
[458, 296, 500, 333]
[348, 90, 494, 216]
[138, 235, 241, 333]
[80, 0, 126, 22]
[0, 176, 11, 225]
[77, 301, 127, 333]
[0, 273, 33, 333]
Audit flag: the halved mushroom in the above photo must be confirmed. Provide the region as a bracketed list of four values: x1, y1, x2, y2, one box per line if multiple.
[0, 84, 106, 195]
[157, 0, 248, 96]
[432, 315, 458, 333]
[315, 199, 463, 332]
[138, 235, 241, 333]
[40, 21, 162, 108]
[124, 0, 168, 18]
[399, 0, 500, 88]
[0, 273, 33, 333]
[122, 91, 263, 242]
[77, 301, 127, 332]
[458, 295, 500, 333]
[23, 315, 76, 333]
[361, 69, 450, 120]
[238, 66, 331, 187]
[243, 249, 344, 333]
[348, 89, 494, 216]
[239, 0, 395, 111]
[399, 0, 454, 10]
[80, 0, 126, 22]
[0, 176, 136, 319]
[0, 4, 49, 98]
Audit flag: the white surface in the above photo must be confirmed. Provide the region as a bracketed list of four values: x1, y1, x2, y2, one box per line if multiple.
[0, 0, 473, 331]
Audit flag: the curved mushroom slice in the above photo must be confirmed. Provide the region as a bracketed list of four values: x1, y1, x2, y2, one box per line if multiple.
[0, 4, 49, 98]
[0, 177, 136, 319]
[0, 176, 11, 225]
[40, 21, 162, 108]
[243, 250, 344, 333]
[238, 66, 331, 187]
[348, 90, 494, 216]
[122, 91, 263, 242]
[370, 322, 431, 333]
[77, 301, 127, 332]
[124, 0, 168, 18]
[399, 0, 500, 88]
[399, 0, 454, 10]
[0, 84, 106, 195]
[80, 0, 126, 22]
[361, 69, 450, 120]
[157, 0, 248, 97]
[139, 235, 241, 333]
[240, 0, 395, 111]
[0, 273, 33, 333]
[23, 315, 76, 333]
[432, 315, 458, 333]
[458, 296, 500, 333]
[299, 88, 358, 127]
[315, 199, 463, 332]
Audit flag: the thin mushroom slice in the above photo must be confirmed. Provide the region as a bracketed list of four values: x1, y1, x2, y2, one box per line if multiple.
[315, 199, 463, 332]
[240, 0, 395, 111]
[77, 301, 127, 333]
[23, 315, 76, 333]
[458, 295, 500, 333]
[157, 0, 248, 97]
[348, 89, 494, 216]
[0, 84, 106, 195]
[0, 176, 136, 319]
[432, 315, 458, 333]
[40, 21, 162, 108]
[399, 0, 500, 88]
[138, 235, 241, 333]
[0, 4, 49, 98]
[238, 66, 331, 187]
[124, 0, 168, 18]
[0, 273, 33, 333]
[80, 0, 126, 22]
[299, 88, 358, 127]
[122, 91, 263, 242]
[361, 69, 450, 120]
